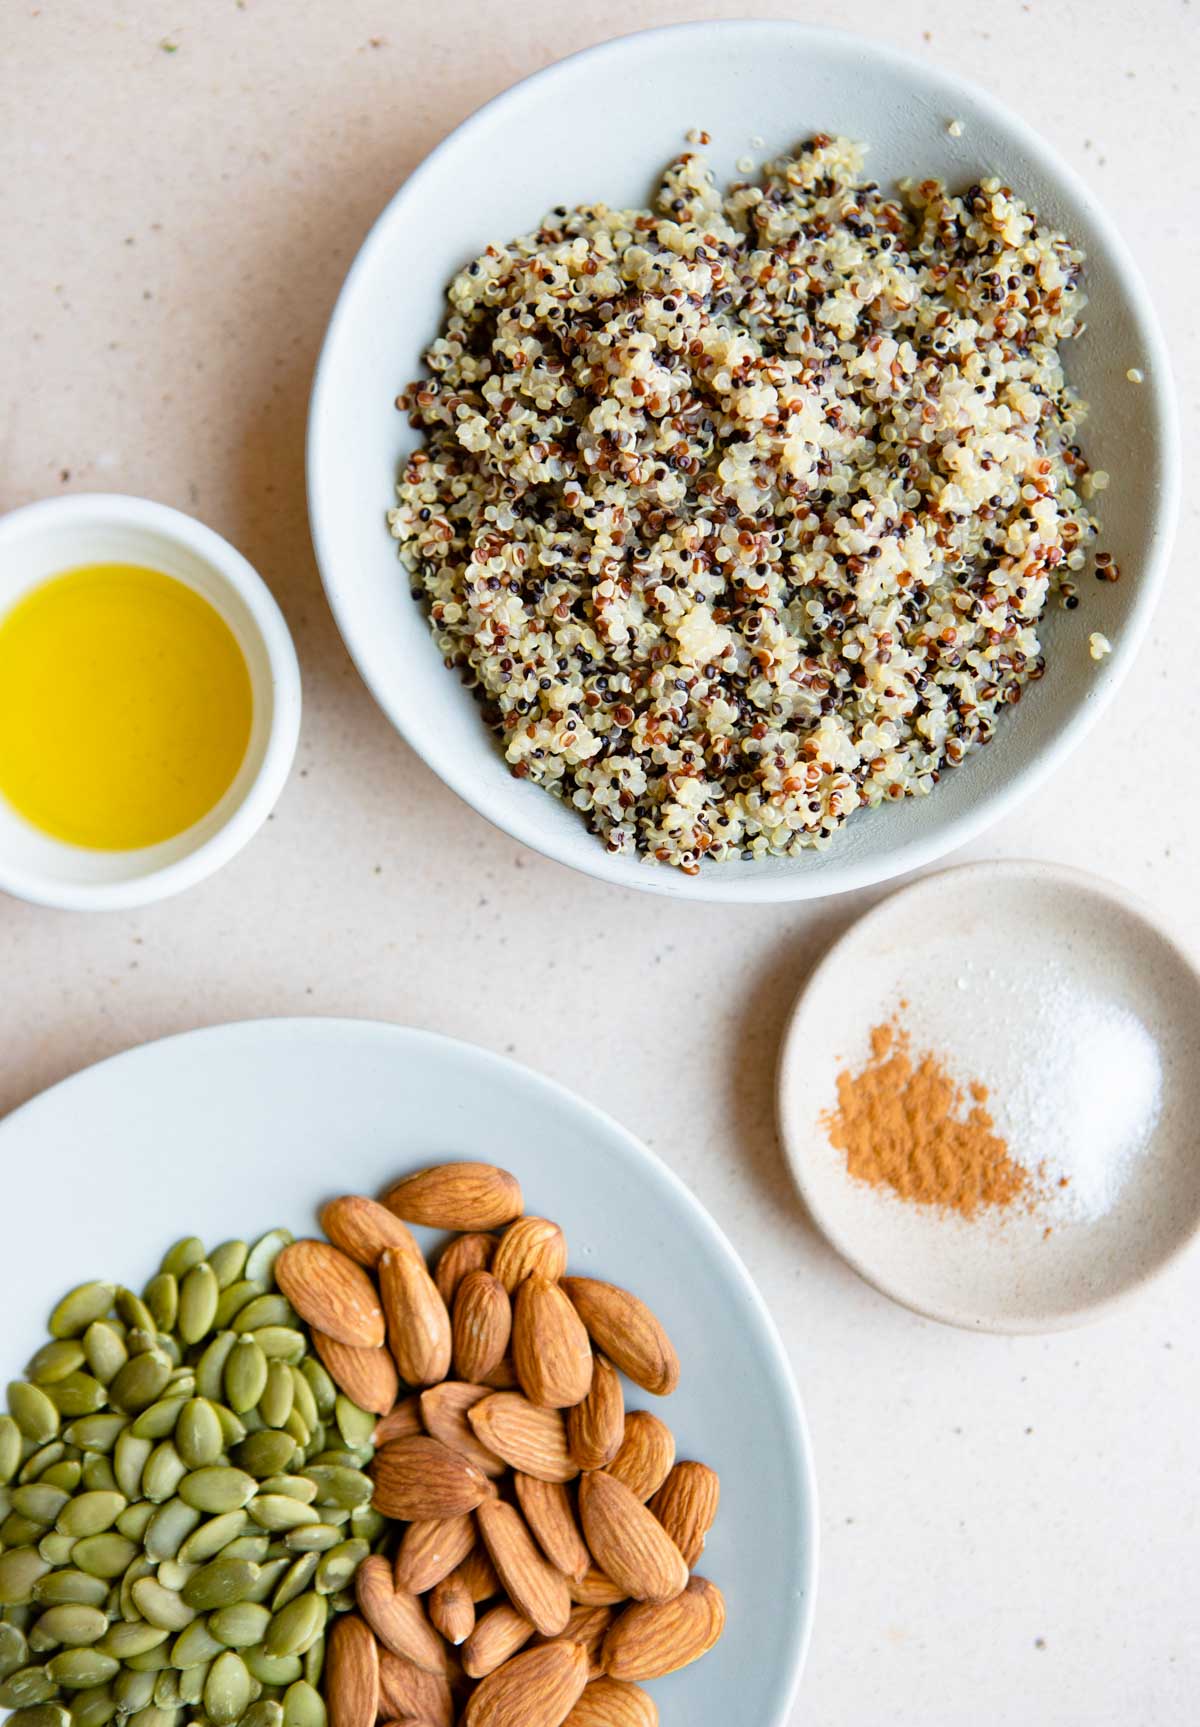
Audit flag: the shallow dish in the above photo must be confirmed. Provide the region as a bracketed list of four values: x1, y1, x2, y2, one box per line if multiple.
[308, 19, 1178, 902]
[777, 860, 1200, 1331]
[0, 1017, 817, 1724]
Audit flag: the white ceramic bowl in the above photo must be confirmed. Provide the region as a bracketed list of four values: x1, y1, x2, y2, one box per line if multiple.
[308, 20, 1179, 903]
[0, 494, 301, 910]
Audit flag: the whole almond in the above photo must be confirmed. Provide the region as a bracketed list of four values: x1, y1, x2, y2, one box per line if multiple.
[481, 1355, 520, 1391]
[492, 1218, 567, 1293]
[453, 1272, 513, 1384]
[476, 1498, 572, 1637]
[435, 1233, 497, 1307]
[325, 1612, 379, 1727]
[355, 1553, 447, 1674]
[370, 1435, 489, 1520]
[534, 1604, 614, 1680]
[380, 1248, 453, 1387]
[320, 1195, 422, 1269]
[513, 1275, 594, 1410]
[468, 1393, 578, 1484]
[577, 1473, 688, 1605]
[429, 1566, 475, 1647]
[569, 1566, 629, 1609]
[560, 1280, 678, 1398]
[378, 1649, 453, 1727]
[312, 1329, 400, 1418]
[566, 1355, 624, 1473]
[514, 1475, 590, 1582]
[607, 1412, 675, 1503]
[648, 1463, 720, 1570]
[374, 1394, 425, 1447]
[383, 1163, 524, 1231]
[420, 1382, 507, 1478]
[393, 1513, 477, 1594]
[461, 1603, 536, 1680]
[275, 1240, 386, 1348]
[464, 1640, 588, 1727]
[563, 1677, 658, 1727]
[601, 1576, 725, 1682]
[456, 1542, 501, 1603]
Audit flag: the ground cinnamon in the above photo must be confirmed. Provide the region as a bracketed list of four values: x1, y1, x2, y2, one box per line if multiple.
[822, 1018, 1028, 1216]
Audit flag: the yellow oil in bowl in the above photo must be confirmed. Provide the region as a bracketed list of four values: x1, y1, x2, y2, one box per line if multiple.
[0, 563, 253, 851]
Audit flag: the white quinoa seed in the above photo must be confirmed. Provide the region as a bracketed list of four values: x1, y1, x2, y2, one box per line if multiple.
[388, 136, 1102, 872]
[947, 119, 964, 137]
[1089, 631, 1113, 660]
[1126, 365, 1144, 383]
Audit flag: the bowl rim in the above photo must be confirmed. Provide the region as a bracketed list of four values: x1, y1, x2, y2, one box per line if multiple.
[0, 492, 302, 911]
[775, 856, 1200, 1332]
[307, 17, 1181, 904]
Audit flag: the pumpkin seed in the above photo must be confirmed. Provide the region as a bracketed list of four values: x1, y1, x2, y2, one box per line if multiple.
[177, 1266, 219, 1348]
[178, 1469, 256, 1515]
[242, 1700, 284, 1727]
[301, 1633, 323, 1688]
[12, 1484, 71, 1527]
[204, 1650, 252, 1727]
[108, 1354, 172, 1418]
[176, 1660, 210, 1705]
[95, 1621, 169, 1662]
[118, 1554, 153, 1620]
[263, 1593, 324, 1660]
[130, 1399, 188, 1443]
[257, 1476, 317, 1507]
[232, 1297, 295, 1336]
[70, 1684, 118, 1727]
[122, 1643, 173, 1674]
[286, 1374, 318, 1438]
[4, 1604, 36, 1633]
[112, 1667, 156, 1711]
[128, 1705, 177, 1727]
[153, 1560, 195, 1593]
[313, 1540, 367, 1597]
[36, 1532, 78, 1567]
[281, 1412, 310, 1452]
[62, 1416, 127, 1455]
[242, 1648, 302, 1687]
[27, 1343, 86, 1387]
[159, 1240, 206, 1281]
[71, 1534, 138, 1580]
[129, 1579, 194, 1632]
[0, 1550, 51, 1606]
[222, 1535, 270, 1564]
[152, 1668, 183, 1709]
[9, 1704, 71, 1727]
[41, 1463, 82, 1495]
[0, 1416, 23, 1484]
[281, 1679, 325, 1727]
[171, 1619, 225, 1669]
[113, 1433, 152, 1503]
[57, 1491, 126, 1540]
[208, 1243, 249, 1292]
[177, 1511, 248, 1567]
[82, 1325, 127, 1387]
[224, 1343, 268, 1417]
[245, 1232, 292, 1288]
[214, 1405, 247, 1450]
[0, 1666, 58, 1708]
[235, 1433, 297, 1481]
[242, 1559, 289, 1605]
[281, 1524, 343, 1556]
[209, 1603, 271, 1650]
[32, 1605, 108, 1648]
[300, 1467, 372, 1512]
[113, 1293, 155, 1337]
[247, 1498, 319, 1535]
[48, 1286, 115, 1342]
[258, 1366, 294, 1432]
[170, 1400, 218, 1472]
[141, 1444, 188, 1506]
[181, 1557, 260, 1612]
[143, 1498, 202, 1564]
[252, 1330, 306, 1367]
[44, 1376, 106, 1420]
[270, 1555, 317, 1615]
[32, 1571, 107, 1609]
[0, 1620, 27, 1680]
[79, 1458, 116, 1498]
[47, 1649, 120, 1689]
[8, 1386, 60, 1446]
[143, 1278, 178, 1337]
[331, 1400, 374, 1451]
[194, 1334, 238, 1405]
[213, 1283, 263, 1332]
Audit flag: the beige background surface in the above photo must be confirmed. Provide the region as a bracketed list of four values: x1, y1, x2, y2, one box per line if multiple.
[2, 2, 1198, 1721]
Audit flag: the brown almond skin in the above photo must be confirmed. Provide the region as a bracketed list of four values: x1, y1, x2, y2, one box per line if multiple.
[566, 1355, 624, 1472]
[429, 1567, 476, 1647]
[563, 1676, 658, 1727]
[370, 1434, 489, 1520]
[393, 1513, 477, 1594]
[577, 1472, 688, 1605]
[512, 1275, 594, 1410]
[453, 1272, 513, 1385]
[533, 1604, 614, 1680]
[648, 1462, 720, 1570]
[275, 1240, 386, 1348]
[560, 1280, 678, 1397]
[373, 1394, 425, 1447]
[476, 1498, 572, 1637]
[382, 1163, 524, 1231]
[420, 1382, 507, 1479]
[463, 1639, 588, 1727]
[455, 1543, 501, 1604]
[320, 1195, 422, 1268]
[601, 1576, 725, 1682]
[355, 1553, 446, 1674]
[607, 1411, 675, 1504]
[569, 1566, 629, 1609]
[325, 1612, 379, 1727]
[461, 1603, 536, 1680]
[491, 1218, 567, 1293]
[377, 1649, 453, 1727]
[434, 1233, 497, 1307]
[380, 1248, 453, 1387]
[468, 1392, 578, 1484]
[312, 1329, 400, 1418]
[514, 1475, 590, 1582]
[481, 1355, 520, 1391]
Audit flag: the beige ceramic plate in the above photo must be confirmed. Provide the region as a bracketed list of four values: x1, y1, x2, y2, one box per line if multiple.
[777, 860, 1200, 1331]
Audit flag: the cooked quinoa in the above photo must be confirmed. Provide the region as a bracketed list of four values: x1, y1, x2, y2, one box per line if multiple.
[388, 135, 1103, 871]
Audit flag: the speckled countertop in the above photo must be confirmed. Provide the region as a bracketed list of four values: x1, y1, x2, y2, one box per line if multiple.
[3, 2, 1198, 1721]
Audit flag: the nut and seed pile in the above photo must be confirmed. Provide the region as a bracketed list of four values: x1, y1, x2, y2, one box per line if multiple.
[389, 135, 1105, 871]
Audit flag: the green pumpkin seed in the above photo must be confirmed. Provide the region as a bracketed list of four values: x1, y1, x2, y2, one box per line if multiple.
[34, 1534, 74, 1569]
[177, 1510, 248, 1567]
[127, 1705, 177, 1727]
[45, 1376, 107, 1420]
[263, 1593, 325, 1660]
[152, 1668, 183, 1709]
[286, 1374, 319, 1437]
[178, 1469, 256, 1515]
[172, 1618, 225, 1669]
[62, 1415, 127, 1455]
[258, 1366, 294, 1432]
[122, 1643, 173, 1674]
[118, 1553, 154, 1620]
[31, 1604, 108, 1648]
[27, 1342, 86, 1387]
[124, 1330, 157, 1359]
[49, 1286, 115, 1342]
[270, 1555, 318, 1615]
[3, 1604, 36, 1633]
[213, 1283, 264, 1332]
[245, 1231, 293, 1287]
[95, 1620, 169, 1661]
[17, 1441, 65, 1482]
[204, 1649, 253, 1727]
[177, 1266, 219, 1347]
[181, 1557, 259, 1612]
[281, 1680, 325, 1727]
[313, 1539, 367, 1597]
[82, 1324, 127, 1387]
[282, 1411, 311, 1452]
[32, 1570, 107, 1609]
[143, 1277, 178, 1336]
[8, 1704, 71, 1727]
[209, 1603, 271, 1649]
[242, 1700, 284, 1727]
[331, 1400, 374, 1451]
[174, 1401, 223, 1472]
[141, 1443, 188, 1506]
[0, 1416, 23, 1484]
[70, 1684, 118, 1727]
[0, 1666, 58, 1708]
[243, 1648, 302, 1687]
[235, 1433, 297, 1481]
[11, 1484, 70, 1527]
[41, 1462, 82, 1494]
[232, 1297, 296, 1336]
[47, 1648, 119, 1689]
[0, 1550, 51, 1606]
[130, 1399, 188, 1443]
[176, 1660, 210, 1705]
[79, 1456, 117, 1495]
[300, 1467, 372, 1512]
[0, 1620, 27, 1679]
[113, 1292, 155, 1337]
[281, 1524, 344, 1556]
[57, 1491, 126, 1540]
[159, 1239, 206, 1281]
[257, 1476, 317, 1507]
[129, 1578, 194, 1632]
[108, 1354, 172, 1418]
[113, 1432, 152, 1502]
[242, 1559, 290, 1605]
[165, 1367, 195, 1396]
[71, 1534, 138, 1580]
[247, 1498, 319, 1535]
[113, 1667, 156, 1711]
[222, 1535, 270, 1564]
[194, 1335, 239, 1405]
[153, 1559, 195, 1593]
[143, 1498, 202, 1565]
[224, 1343, 268, 1417]
[214, 1405, 247, 1450]
[8, 1386, 60, 1446]
[301, 1633, 324, 1688]
[208, 1243, 250, 1292]
[252, 1330, 306, 1368]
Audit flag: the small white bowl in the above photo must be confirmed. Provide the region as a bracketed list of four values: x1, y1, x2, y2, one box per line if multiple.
[309, 20, 1179, 903]
[0, 494, 301, 910]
